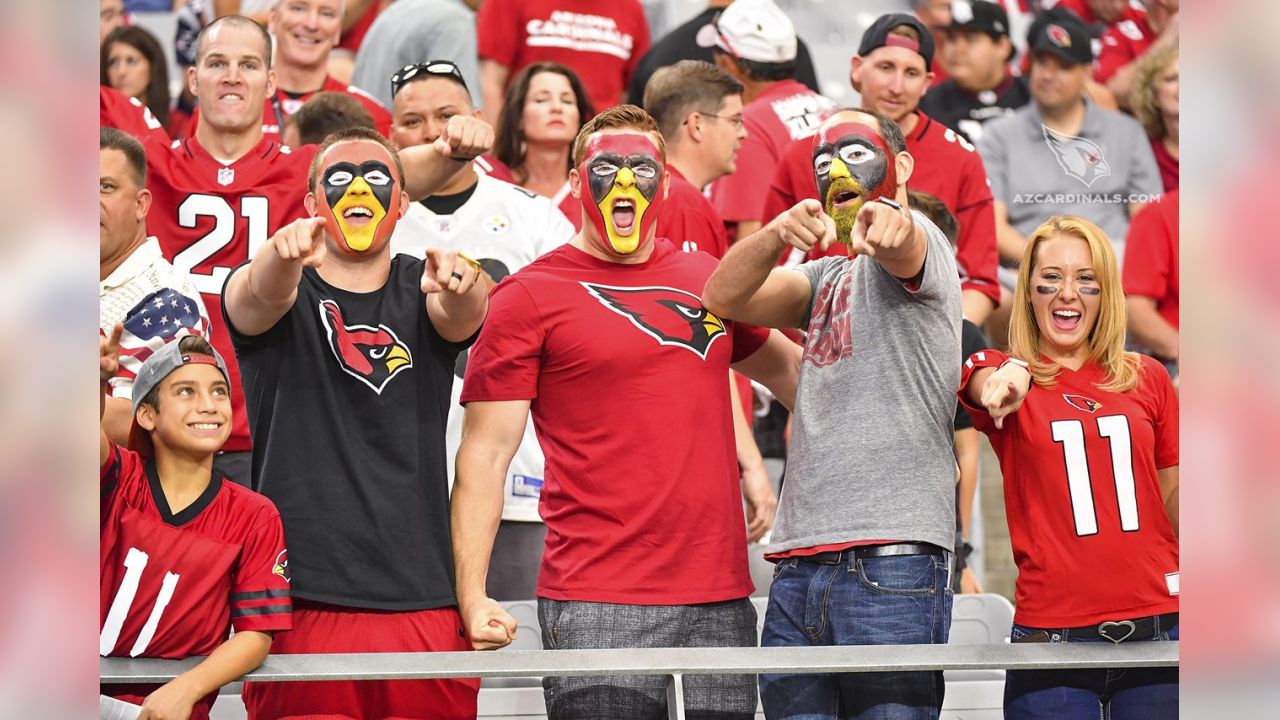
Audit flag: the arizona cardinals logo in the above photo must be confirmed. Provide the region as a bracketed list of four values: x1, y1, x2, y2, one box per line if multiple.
[1046, 24, 1072, 48]
[582, 282, 726, 360]
[318, 299, 414, 394]
[1042, 125, 1111, 187]
[272, 550, 290, 583]
[1063, 394, 1103, 413]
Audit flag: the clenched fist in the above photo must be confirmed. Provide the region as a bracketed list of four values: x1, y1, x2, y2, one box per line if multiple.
[433, 115, 494, 161]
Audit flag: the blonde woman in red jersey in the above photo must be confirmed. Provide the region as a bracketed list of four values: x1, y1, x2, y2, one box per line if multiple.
[959, 215, 1178, 719]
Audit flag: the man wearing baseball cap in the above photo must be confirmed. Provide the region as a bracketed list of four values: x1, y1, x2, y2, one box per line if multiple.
[978, 11, 1160, 308]
[762, 11, 1000, 324]
[706, 0, 837, 245]
[921, 1, 1031, 144]
[99, 329, 291, 720]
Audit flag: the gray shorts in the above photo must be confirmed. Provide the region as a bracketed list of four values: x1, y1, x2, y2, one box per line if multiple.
[538, 597, 758, 720]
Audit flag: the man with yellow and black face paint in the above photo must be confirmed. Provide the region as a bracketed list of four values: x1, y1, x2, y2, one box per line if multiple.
[316, 156, 403, 255]
[576, 131, 670, 259]
[222, 125, 495, 720]
[813, 119, 901, 246]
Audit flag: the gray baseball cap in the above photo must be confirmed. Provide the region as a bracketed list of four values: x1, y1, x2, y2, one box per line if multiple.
[128, 337, 231, 456]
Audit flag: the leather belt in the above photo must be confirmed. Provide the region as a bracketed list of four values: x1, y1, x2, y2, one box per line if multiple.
[1067, 613, 1179, 643]
[802, 542, 947, 565]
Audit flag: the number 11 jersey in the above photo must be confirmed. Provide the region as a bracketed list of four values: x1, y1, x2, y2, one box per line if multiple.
[959, 351, 1179, 628]
[145, 135, 316, 452]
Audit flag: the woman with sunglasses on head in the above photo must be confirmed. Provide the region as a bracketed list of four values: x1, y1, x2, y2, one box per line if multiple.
[493, 62, 594, 228]
[959, 215, 1179, 719]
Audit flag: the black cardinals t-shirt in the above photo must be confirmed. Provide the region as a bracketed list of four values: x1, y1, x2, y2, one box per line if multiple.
[225, 255, 470, 610]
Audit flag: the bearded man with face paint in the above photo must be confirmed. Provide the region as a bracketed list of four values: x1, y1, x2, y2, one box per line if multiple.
[703, 108, 964, 720]
[221, 128, 490, 720]
[454, 105, 803, 720]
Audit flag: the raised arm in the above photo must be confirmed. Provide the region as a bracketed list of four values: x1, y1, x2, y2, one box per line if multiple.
[100, 323, 124, 467]
[224, 217, 327, 337]
[964, 360, 1032, 430]
[703, 199, 833, 329]
[452, 399, 529, 651]
[400, 115, 494, 201]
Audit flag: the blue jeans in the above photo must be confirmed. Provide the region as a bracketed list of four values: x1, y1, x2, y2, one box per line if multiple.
[1004, 617, 1179, 719]
[760, 551, 953, 720]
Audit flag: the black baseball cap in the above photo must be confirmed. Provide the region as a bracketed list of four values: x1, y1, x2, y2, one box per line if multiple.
[946, 0, 1010, 38]
[1028, 13, 1093, 66]
[858, 13, 936, 71]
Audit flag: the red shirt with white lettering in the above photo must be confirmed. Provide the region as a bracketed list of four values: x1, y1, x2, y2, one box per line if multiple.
[1122, 189, 1178, 330]
[143, 135, 316, 452]
[959, 351, 1179, 627]
[659, 166, 729, 259]
[764, 112, 1000, 306]
[477, 0, 651, 115]
[710, 79, 837, 229]
[461, 240, 767, 604]
[100, 444, 290, 717]
[1096, 9, 1155, 83]
[100, 86, 170, 146]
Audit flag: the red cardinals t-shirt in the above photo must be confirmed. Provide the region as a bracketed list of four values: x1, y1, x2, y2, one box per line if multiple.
[477, 0, 651, 115]
[100, 85, 170, 146]
[183, 76, 392, 140]
[959, 351, 1179, 627]
[764, 112, 1000, 307]
[144, 135, 316, 452]
[1096, 9, 1155, 83]
[710, 79, 837, 228]
[461, 240, 768, 604]
[659, 166, 729, 259]
[1123, 189, 1179, 329]
[100, 444, 290, 717]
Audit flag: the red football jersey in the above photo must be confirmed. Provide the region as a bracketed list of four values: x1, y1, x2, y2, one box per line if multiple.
[182, 76, 392, 140]
[1123, 189, 1179, 329]
[144, 135, 316, 451]
[710, 79, 836, 227]
[1096, 10, 1155, 83]
[461, 240, 768, 604]
[659, 166, 729, 259]
[100, 85, 170, 146]
[477, 0, 651, 116]
[959, 351, 1179, 627]
[764, 112, 1000, 307]
[100, 444, 291, 716]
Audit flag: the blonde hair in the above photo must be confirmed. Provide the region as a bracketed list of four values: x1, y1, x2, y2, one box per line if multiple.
[1129, 44, 1178, 140]
[1009, 215, 1142, 393]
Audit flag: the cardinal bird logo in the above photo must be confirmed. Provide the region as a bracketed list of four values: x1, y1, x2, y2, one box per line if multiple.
[582, 282, 727, 360]
[1042, 125, 1111, 187]
[318, 299, 414, 394]
[1063, 394, 1103, 413]
[272, 550, 290, 583]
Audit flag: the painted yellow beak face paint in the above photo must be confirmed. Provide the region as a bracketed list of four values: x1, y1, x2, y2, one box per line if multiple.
[579, 132, 667, 257]
[316, 142, 403, 256]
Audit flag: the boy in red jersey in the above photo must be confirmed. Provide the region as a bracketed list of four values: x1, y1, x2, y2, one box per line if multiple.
[99, 326, 290, 720]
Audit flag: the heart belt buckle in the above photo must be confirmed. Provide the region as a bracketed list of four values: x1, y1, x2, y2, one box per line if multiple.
[1097, 620, 1137, 644]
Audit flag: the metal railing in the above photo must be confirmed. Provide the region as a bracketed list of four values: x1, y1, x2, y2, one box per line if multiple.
[101, 642, 1179, 720]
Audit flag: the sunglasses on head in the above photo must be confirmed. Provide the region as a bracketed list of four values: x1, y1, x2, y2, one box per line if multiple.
[391, 60, 467, 99]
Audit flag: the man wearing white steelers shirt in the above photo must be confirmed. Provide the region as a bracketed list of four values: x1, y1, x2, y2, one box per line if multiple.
[389, 60, 574, 601]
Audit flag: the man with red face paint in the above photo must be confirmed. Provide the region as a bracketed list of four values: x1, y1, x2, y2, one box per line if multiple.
[703, 108, 963, 720]
[453, 105, 803, 720]
[221, 127, 490, 720]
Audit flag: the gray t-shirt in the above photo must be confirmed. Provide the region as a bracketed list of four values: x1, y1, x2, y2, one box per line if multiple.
[978, 99, 1162, 264]
[352, 0, 482, 110]
[767, 212, 962, 554]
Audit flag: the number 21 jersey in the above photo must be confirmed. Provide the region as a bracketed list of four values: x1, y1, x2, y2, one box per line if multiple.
[960, 352, 1179, 628]
[144, 135, 316, 452]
